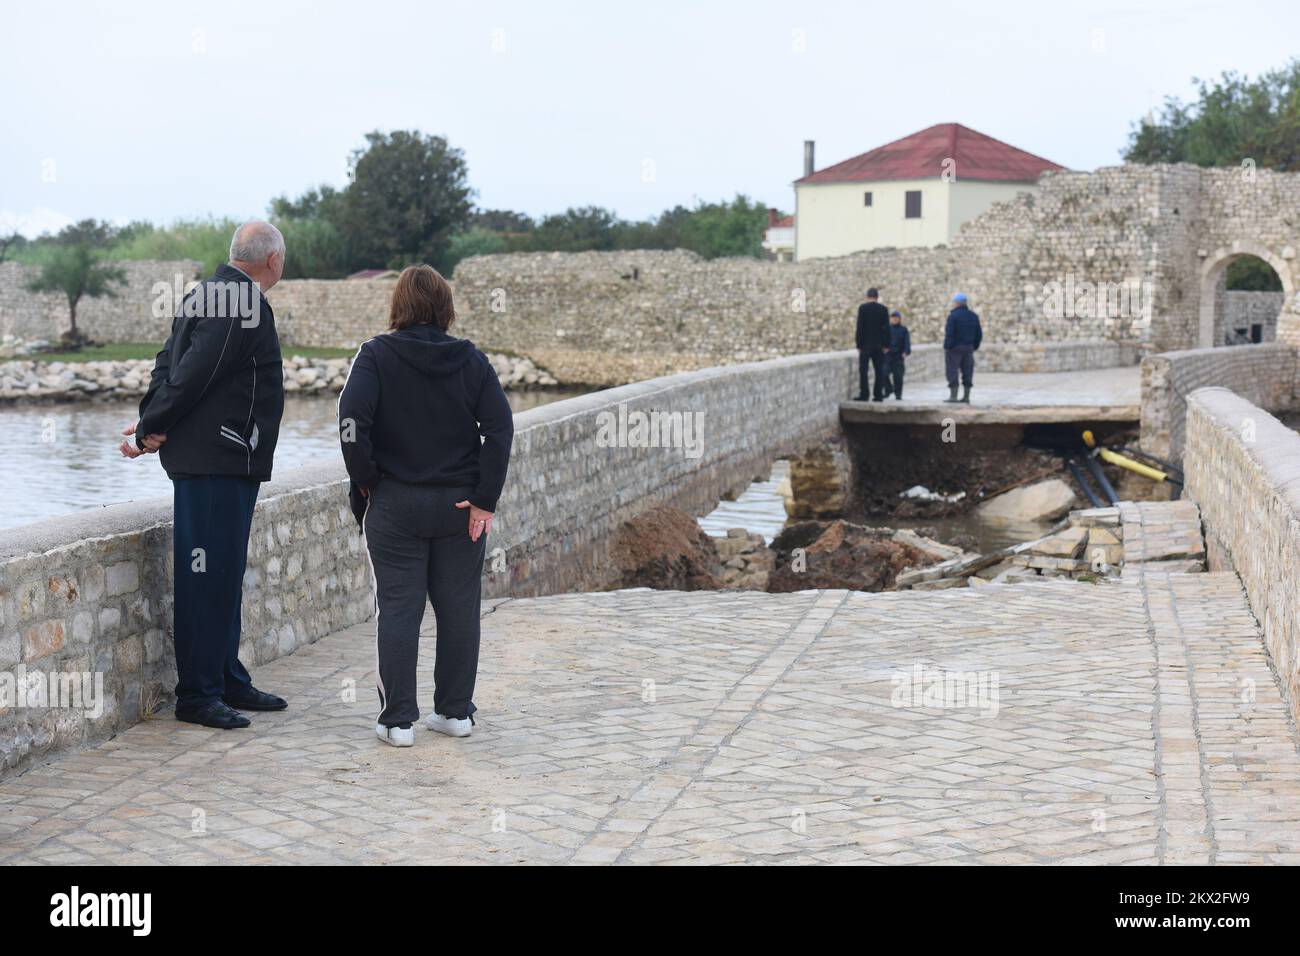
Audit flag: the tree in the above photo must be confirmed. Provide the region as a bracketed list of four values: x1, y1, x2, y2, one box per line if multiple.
[337, 130, 473, 270]
[468, 208, 535, 234]
[276, 217, 354, 279]
[1226, 255, 1284, 291]
[25, 220, 125, 348]
[1124, 59, 1300, 170]
[523, 206, 623, 251]
[444, 228, 509, 274]
[0, 232, 23, 264]
[649, 195, 770, 258]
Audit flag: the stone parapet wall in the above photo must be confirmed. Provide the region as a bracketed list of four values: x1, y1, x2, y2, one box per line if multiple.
[1139, 343, 1297, 461]
[1184, 388, 1300, 722]
[0, 467, 368, 776]
[0, 349, 855, 775]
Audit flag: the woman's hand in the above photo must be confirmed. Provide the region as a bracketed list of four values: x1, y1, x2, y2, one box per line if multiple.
[454, 500, 494, 542]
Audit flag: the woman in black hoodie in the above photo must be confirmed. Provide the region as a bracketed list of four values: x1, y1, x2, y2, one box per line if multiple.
[338, 265, 514, 747]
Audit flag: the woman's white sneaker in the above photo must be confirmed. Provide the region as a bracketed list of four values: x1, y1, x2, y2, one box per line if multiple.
[425, 713, 473, 737]
[376, 722, 415, 747]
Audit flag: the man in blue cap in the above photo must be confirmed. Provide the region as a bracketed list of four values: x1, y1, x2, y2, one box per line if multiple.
[943, 292, 982, 403]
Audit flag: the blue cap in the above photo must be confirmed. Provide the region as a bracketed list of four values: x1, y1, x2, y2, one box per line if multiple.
[952, 292, 968, 303]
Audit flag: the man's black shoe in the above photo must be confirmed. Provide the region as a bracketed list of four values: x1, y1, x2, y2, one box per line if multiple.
[223, 687, 288, 711]
[176, 700, 251, 729]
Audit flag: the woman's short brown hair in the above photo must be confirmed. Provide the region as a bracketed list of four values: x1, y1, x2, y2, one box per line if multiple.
[388, 264, 457, 331]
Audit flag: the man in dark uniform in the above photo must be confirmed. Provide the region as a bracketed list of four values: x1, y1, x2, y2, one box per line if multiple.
[883, 309, 911, 399]
[120, 221, 289, 729]
[943, 292, 983, 403]
[855, 287, 891, 401]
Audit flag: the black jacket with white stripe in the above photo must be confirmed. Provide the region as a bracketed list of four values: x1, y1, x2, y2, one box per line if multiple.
[136, 263, 285, 481]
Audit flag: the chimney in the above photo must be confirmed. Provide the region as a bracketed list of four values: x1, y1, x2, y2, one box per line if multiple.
[803, 140, 815, 178]
[768, 208, 779, 228]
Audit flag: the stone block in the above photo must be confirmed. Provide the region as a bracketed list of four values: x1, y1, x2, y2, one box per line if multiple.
[23, 620, 65, 660]
[105, 561, 140, 597]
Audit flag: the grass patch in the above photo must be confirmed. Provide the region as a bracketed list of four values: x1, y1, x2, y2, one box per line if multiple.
[25, 342, 359, 363]
[28, 342, 161, 362]
[283, 345, 357, 360]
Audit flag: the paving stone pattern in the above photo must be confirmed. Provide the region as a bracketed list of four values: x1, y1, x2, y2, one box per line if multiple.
[4, 569, 1299, 864]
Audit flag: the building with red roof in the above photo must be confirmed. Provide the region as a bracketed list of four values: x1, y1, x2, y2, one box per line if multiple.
[762, 209, 796, 261]
[792, 123, 1064, 260]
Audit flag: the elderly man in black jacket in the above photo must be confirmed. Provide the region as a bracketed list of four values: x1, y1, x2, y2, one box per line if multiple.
[855, 287, 891, 401]
[120, 221, 288, 729]
[943, 292, 983, 403]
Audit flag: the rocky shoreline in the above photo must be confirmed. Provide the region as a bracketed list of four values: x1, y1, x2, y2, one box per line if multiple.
[0, 351, 559, 401]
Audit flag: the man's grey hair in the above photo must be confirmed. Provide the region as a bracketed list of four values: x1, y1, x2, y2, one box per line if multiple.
[229, 220, 285, 264]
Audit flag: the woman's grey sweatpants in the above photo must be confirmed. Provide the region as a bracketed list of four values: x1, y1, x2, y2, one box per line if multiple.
[362, 480, 486, 727]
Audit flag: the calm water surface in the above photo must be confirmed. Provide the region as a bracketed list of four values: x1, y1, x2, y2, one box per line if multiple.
[0, 390, 583, 531]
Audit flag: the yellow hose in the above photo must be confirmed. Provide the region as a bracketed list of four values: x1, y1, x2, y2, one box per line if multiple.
[1098, 447, 1168, 482]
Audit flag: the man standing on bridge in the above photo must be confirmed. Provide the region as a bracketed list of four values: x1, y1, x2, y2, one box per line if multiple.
[119, 221, 289, 730]
[855, 287, 891, 401]
[943, 292, 982, 404]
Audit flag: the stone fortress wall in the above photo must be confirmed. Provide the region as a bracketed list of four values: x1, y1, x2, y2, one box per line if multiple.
[2, 163, 1298, 387]
[0, 260, 202, 345]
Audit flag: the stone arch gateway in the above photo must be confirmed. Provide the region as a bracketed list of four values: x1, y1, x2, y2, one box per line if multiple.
[1197, 242, 1296, 348]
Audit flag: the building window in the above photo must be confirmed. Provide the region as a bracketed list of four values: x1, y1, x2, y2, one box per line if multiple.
[905, 190, 922, 218]
[863, 191, 873, 207]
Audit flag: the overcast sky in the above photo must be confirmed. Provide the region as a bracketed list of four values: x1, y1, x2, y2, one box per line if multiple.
[3, 0, 1297, 236]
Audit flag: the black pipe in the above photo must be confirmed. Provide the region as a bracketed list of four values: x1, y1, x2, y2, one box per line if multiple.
[1067, 458, 1103, 507]
[1084, 453, 1121, 505]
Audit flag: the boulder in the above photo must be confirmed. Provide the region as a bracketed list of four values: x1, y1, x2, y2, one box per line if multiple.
[610, 505, 723, 591]
[978, 478, 1077, 523]
[768, 520, 936, 593]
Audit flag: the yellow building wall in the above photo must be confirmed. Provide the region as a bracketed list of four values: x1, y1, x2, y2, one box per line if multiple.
[946, 180, 1038, 237]
[794, 179, 1040, 260]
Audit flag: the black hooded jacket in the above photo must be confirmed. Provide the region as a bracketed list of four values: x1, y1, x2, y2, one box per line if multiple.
[337, 324, 514, 526]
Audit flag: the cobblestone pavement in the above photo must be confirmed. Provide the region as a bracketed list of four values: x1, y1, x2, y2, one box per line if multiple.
[904, 367, 1140, 408]
[841, 367, 1140, 424]
[3, 572, 1300, 865]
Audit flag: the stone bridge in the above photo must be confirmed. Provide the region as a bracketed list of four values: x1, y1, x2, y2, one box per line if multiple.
[4, 343, 1300, 864]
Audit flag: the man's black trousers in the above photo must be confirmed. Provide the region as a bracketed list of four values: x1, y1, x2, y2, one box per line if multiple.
[886, 357, 906, 398]
[858, 348, 887, 400]
[172, 476, 259, 710]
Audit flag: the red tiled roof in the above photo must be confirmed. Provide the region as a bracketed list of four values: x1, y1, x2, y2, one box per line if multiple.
[768, 214, 794, 229]
[796, 123, 1065, 185]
